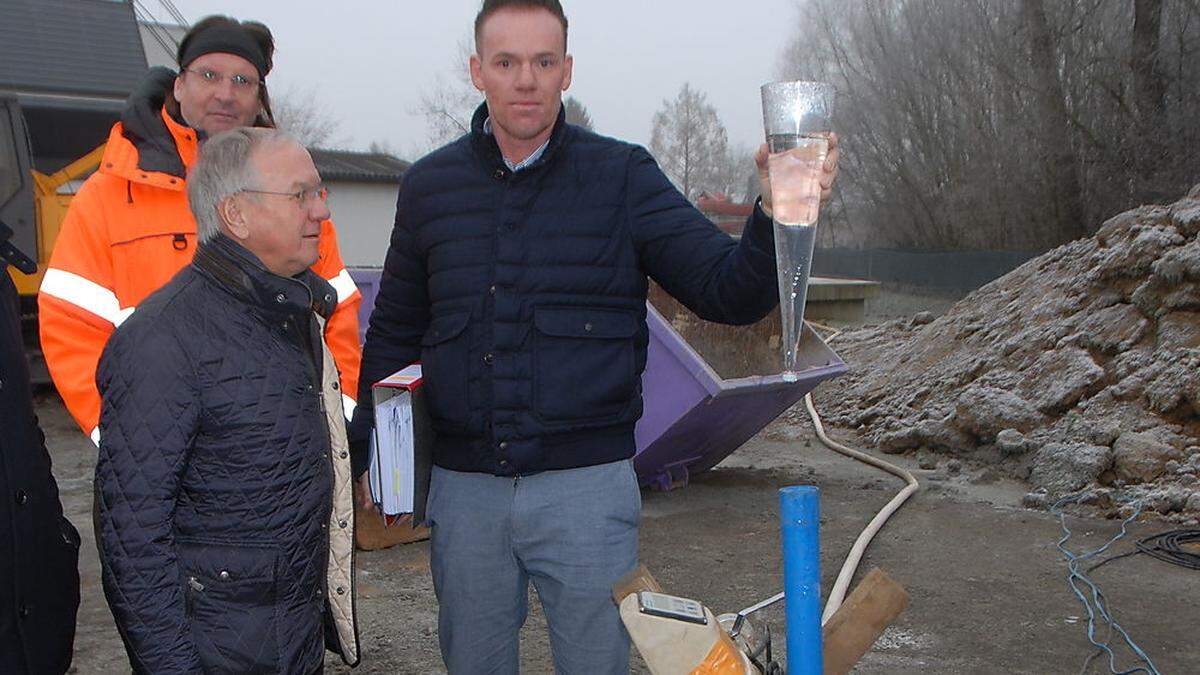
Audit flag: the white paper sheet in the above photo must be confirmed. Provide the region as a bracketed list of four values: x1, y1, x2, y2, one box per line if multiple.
[368, 390, 415, 515]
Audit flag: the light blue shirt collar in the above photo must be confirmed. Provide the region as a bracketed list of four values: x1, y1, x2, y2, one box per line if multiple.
[483, 117, 550, 172]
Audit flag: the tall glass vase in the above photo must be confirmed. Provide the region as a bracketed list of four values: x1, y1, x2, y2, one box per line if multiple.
[761, 81, 835, 379]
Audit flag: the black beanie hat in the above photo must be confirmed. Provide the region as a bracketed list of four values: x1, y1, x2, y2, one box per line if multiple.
[178, 25, 269, 79]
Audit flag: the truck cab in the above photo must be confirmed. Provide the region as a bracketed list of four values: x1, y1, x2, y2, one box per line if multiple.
[0, 95, 36, 278]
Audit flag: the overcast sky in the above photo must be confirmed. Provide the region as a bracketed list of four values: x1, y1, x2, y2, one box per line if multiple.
[159, 1, 802, 159]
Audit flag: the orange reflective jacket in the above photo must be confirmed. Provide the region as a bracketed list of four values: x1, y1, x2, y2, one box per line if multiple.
[39, 105, 362, 443]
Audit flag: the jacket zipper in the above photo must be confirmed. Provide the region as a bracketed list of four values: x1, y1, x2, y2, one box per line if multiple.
[186, 576, 205, 616]
[274, 279, 334, 617]
[309, 317, 335, 611]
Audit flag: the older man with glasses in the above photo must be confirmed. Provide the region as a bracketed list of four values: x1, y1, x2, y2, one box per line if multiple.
[37, 16, 364, 474]
[94, 127, 360, 674]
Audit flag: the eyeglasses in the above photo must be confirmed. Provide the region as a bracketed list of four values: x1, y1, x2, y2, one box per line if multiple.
[241, 186, 329, 206]
[183, 68, 261, 92]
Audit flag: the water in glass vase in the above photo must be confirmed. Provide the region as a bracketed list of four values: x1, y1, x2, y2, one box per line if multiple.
[767, 136, 827, 378]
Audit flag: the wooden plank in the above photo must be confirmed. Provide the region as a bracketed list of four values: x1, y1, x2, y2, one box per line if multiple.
[354, 509, 429, 551]
[822, 568, 910, 675]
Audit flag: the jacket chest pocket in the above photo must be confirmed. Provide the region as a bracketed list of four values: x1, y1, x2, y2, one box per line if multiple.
[533, 306, 637, 423]
[420, 311, 472, 428]
[110, 226, 196, 308]
[178, 538, 281, 674]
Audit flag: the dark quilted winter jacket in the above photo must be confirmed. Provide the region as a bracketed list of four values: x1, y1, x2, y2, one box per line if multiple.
[95, 235, 359, 674]
[351, 102, 780, 477]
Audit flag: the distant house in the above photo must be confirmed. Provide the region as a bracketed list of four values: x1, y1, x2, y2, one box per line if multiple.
[0, 0, 149, 171]
[696, 192, 753, 236]
[310, 150, 410, 269]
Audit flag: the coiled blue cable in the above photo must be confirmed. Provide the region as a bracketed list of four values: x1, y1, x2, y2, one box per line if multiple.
[1051, 494, 1161, 675]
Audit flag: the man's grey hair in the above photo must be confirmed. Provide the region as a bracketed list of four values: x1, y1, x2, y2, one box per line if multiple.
[187, 127, 297, 243]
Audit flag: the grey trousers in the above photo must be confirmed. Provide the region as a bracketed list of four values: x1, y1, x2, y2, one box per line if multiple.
[427, 459, 641, 674]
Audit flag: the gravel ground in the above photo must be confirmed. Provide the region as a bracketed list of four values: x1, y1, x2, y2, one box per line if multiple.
[41, 391, 1198, 674]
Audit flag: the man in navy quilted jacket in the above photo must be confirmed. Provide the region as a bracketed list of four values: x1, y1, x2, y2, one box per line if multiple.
[350, 1, 839, 672]
[95, 128, 359, 674]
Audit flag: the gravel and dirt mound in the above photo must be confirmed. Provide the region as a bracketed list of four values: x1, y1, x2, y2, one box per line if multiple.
[810, 184, 1200, 519]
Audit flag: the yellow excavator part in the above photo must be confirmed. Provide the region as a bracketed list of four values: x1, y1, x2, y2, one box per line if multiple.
[10, 143, 105, 296]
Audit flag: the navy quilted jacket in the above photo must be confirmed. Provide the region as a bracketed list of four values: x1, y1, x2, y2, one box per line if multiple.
[95, 236, 358, 674]
[351, 103, 779, 476]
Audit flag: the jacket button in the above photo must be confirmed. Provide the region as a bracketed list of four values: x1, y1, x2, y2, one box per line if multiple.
[339, 520, 348, 529]
[584, 322, 593, 332]
[336, 586, 346, 596]
[489, 285, 496, 296]
[340, 451, 348, 459]
[493, 168, 507, 180]
[17, 603, 30, 618]
[275, 293, 286, 303]
[483, 353, 494, 365]
[332, 381, 340, 391]
[14, 490, 27, 506]
[316, 588, 323, 598]
[498, 441, 508, 451]
[325, 294, 333, 304]
[218, 571, 231, 581]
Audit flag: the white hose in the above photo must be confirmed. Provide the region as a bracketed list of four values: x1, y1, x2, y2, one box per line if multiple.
[804, 324, 920, 625]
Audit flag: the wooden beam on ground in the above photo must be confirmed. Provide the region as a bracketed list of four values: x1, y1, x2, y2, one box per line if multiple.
[822, 568, 910, 675]
[354, 509, 429, 551]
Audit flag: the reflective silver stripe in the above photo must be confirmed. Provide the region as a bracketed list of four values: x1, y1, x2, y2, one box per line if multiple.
[90, 426, 100, 447]
[40, 268, 135, 327]
[342, 394, 357, 422]
[326, 269, 358, 306]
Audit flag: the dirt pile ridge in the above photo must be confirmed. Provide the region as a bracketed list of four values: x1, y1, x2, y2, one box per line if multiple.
[811, 184, 1200, 518]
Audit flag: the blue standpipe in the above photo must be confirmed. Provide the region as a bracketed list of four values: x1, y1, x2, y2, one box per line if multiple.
[780, 485, 822, 674]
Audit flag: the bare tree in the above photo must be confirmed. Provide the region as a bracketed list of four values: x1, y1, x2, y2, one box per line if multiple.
[367, 140, 401, 158]
[649, 83, 733, 202]
[413, 35, 481, 150]
[1132, 0, 1168, 122]
[271, 85, 346, 148]
[1131, 0, 1170, 200]
[719, 144, 756, 203]
[1022, 0, 1087, 241]
[777, 0, 1200, 251]
[564, 96, 594, 130]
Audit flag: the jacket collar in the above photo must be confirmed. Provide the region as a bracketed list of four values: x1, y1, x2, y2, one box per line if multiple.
[192, 234, 336, 321]
[469, 101, 569, 174]
[103, 67, 194, 181]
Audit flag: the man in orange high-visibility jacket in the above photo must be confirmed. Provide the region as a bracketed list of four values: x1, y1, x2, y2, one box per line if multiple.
[39, 16, 363, 447]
